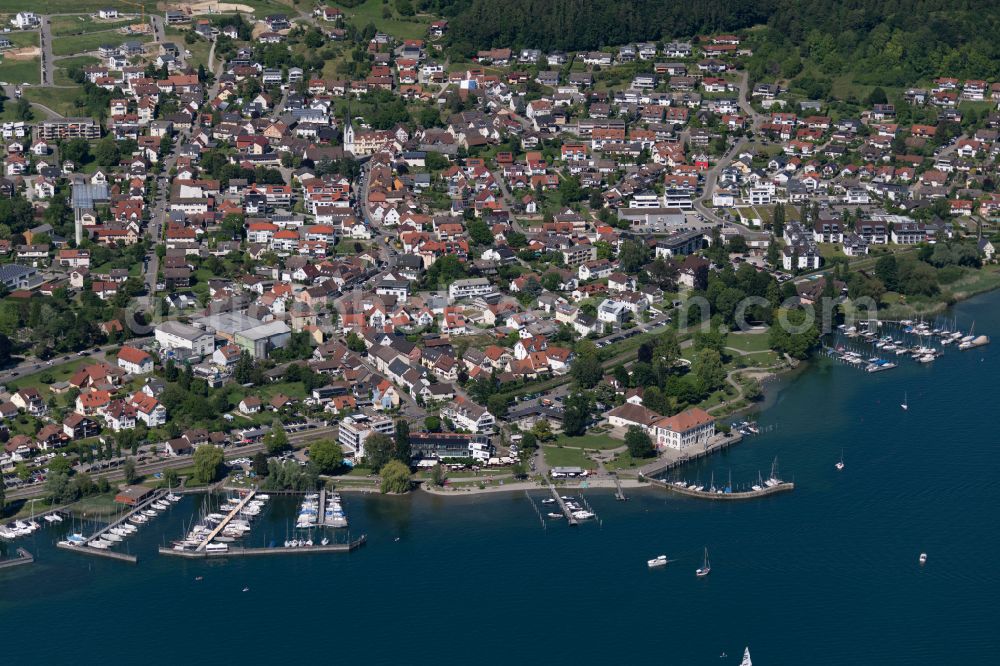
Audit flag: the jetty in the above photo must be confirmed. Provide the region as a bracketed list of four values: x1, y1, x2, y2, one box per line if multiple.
[159, 535, 366, 559]
[316, 489, 328, 526]
[613, 476, 628, 501]
[632, 432, 743, 478]
[197, 489, 255, 552]
[547, 482, 578, 526]
[0, 547, 34, 570]
[57, 489, 169, 563]
[643, 476, 794, 500]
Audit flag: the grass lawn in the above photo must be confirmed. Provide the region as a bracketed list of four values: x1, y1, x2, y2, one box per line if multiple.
[63, 492, 121, 517]
[7, 357, 92, 391]
[551, 432, 623, 451]
[24, 86, 82, 117]
[725, 330, 772, 354]
[53, 31, 151, 57]
[542, 445, 597, 470]
[0, 57, 40, 85]
[3, 31, 40, 48]
[50, 15, 135, 36]
[332, 0, 432, 41]
[606, 450, 643, 471]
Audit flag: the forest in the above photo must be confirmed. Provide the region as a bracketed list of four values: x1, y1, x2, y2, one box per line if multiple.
[442, 0, 1000, 84]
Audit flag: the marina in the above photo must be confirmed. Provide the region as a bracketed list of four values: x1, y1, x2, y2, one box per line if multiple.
[158, 535, 367, 559]
[55, 489, 178, 563]
[828, 319, 991, 372]
[0, 547, 34, 570]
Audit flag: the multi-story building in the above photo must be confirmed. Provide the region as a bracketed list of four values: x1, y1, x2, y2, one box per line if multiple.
[651, 408, 715, 451]
[155, 321, 215, 357]
[338, 413, 395, 459]
[441, 397, 495, 434]
[38, 118, 101, 141]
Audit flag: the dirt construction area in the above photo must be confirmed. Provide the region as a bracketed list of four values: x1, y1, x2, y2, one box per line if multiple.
[160, 2, 257, 14]
[2, 47, 41, 61]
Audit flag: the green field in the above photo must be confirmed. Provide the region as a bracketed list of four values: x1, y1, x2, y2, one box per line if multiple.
[24, 86, 83, 116]
[2, 30, 40, 48]
[0, 1, 157, 12]
[332, 0, 432, 40]
[52, 31, 151, 57]
[0, 57, 40, 84]
[50, 15, 136, 36]
[6, 357, 93, 392]
[725, 331, 772, 354]
[542, 445, 597, 469]
[551, 432, 623, 451]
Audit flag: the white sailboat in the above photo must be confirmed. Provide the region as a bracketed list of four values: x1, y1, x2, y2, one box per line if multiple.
[740, 646, 753, 666]
[901, 392, 908, 411]
[696, 547, 711, 578]
[835, 450, 845, 471]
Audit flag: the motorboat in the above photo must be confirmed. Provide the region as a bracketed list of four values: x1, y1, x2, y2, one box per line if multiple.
[571, 510, 595, 520]
[546, 512, 563, 519]
[647, 555, 668, 568]
[919, 552, 928, 565]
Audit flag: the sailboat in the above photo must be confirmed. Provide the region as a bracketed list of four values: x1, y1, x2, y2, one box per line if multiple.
[696, 547, 711, 578]
[835, 450, 845, 471]
[901, 392, 908, 411]
[740, 647, 753, 666]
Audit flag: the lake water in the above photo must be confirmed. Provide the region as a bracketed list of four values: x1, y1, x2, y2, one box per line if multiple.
[3, 291, 1000, 664]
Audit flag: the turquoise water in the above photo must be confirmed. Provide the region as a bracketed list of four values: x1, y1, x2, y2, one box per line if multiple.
[3, 292, 1000, 664]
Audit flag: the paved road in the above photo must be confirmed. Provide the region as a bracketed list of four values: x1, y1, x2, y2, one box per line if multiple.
[40, 17, 54, 86]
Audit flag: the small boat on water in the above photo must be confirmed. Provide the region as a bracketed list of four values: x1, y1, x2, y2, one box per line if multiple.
[571, 510, 595, 521]
[696, 548, 711, 578]
[901, 392, 909, 411]
[919, 552, 928, 565]
[546, 512, 563, 519]
[647, 555, 668, 568]
[835, 450, 845, 471]
[541, 499, 555, 504]
[740, 647, 753, 666]
[320, 537, 329, 546]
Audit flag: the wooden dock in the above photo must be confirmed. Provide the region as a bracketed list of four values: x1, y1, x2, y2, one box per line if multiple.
[197, 489, 255, 551]
[159, 535, 366, 559]
[0, 547, 34, 570]
[84, 489, 167, 546]
[547, 483, 578, 526]
[316, 489, 327, 526]
[644, 477, 795, 501]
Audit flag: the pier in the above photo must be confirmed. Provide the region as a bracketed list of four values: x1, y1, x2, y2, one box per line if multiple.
[197, 489, 255, 551]
[84, 489, 167, 546]
[547, 482, 578, 526]
[613, 476, 628, 501]
[0, 547, 34, 570]
[158, 535, 366, 559]
[56, 541, 138, 563]
[644, 477, 795, 500]
[316, 489, 329, 526]
[631, 432, 744, 478]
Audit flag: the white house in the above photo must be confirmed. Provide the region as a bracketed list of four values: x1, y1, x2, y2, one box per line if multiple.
[651, 408, 715, 451]
[116, 346, 153, 375]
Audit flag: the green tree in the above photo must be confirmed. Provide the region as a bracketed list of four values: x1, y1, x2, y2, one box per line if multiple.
[618, 239, 650, 273]
[265, 421, 289, 454]
[62, 138, 91, 165]
[380, 459, 412, 494]
[364, 433, 395, 472]
[393, 419, 411, 463]
[192, 445, 225, 484]
[345, 331, 366, 352]
[430, 463, 447, 486]
[625, 425, 655, 459]
[252, 452, 269, 477]
[570, 351, 603, 389]
[692, 349, 726, 393]
[874, 254, 899, 291]
[93, 137, 121, 167]
[467, 219, 493, 245]
[309, 439, 345, 474]
[562, 391, 591, 437]
[163, 468, 180, 488]
[123, 457, 137, 484]
[424, 415, 441, 431]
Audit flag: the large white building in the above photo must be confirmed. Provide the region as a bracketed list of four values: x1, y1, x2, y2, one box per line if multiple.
[651, 408, 715, 451]
[155, 321, 215, 357]
[448, 278, 497, 301]
[441, 397, 495, 434]
[338, 413, 395, 459]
